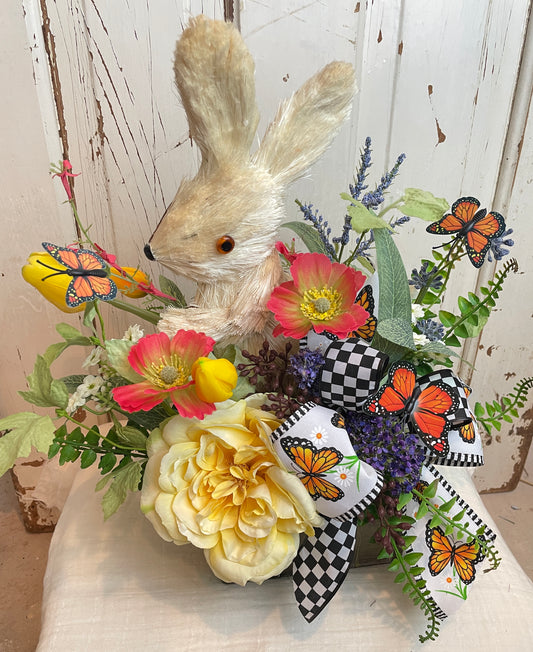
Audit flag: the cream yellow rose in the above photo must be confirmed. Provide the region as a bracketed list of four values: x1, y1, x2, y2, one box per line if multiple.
[141, 395, 323, 585]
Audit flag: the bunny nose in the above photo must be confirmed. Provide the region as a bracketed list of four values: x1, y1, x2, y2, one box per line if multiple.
[144, 244, 155, 261]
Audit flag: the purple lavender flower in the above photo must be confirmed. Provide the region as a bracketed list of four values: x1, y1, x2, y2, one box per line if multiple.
[298, 202, 336, 260]
[288, 348, 325, 390]
[349, 137, 373, 201]
[416, 318, 445, 342]
[487, 228, 514, 262]
[361, 153, 406, 209]
[409, 260, 443, 290]
[344, 411, 425, 494]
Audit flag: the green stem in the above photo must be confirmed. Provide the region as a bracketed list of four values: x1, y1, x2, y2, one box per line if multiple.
[107, 299, 160, 325]
[94, 303, 106, 341]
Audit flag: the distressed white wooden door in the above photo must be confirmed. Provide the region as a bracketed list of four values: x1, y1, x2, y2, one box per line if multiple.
[2, 0, 532, 523]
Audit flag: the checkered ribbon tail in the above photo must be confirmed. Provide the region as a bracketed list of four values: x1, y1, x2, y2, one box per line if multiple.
[292, 518, 357, 622]
[319, 339, 389, 410]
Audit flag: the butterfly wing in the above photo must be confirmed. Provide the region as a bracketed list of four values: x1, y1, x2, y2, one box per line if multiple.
[451, 541, 480, 585]
[459, 421, 476, 443]
[426, 525, 453, 576]
[365, 362, 416, 415]
[411, 382, 456, 455]
[353, 285, 377, 341]
[67, 275, 118, 307]
[426, 197, 480, 235]
[280, 437, 344, 502]
[465, 210, 506, 267]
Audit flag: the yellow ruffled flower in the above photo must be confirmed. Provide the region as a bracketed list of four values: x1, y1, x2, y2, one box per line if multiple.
[140, 396, 323, 585]
[21, 252, 84, 313]
[110, 267, 149, 298]
[191, 357, 238, 403]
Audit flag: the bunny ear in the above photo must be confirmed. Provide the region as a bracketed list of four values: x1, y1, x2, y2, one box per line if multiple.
[253, 62, 356, 186]
[174, 16, 259, 170]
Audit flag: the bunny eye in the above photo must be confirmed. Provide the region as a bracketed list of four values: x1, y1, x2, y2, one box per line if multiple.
[216, 235, 235, 254]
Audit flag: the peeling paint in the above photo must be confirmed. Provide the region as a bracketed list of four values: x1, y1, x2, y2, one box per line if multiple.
[377, 29, 383, 43]
[354, 2, 361, 13]
[435, 118, 446, 145]
[428, 84, 433, 96]
[398, 41, 403, 55]
[486, 344, 499, 357]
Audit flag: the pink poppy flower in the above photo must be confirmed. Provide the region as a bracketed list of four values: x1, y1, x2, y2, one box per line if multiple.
[52, 159, 79, 200]
[113, 330, 220, 419]
[267, 252, 369, 339]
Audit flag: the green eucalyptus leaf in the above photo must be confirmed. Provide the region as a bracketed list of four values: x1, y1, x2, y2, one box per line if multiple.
[397, 188, 449, 222]
[0, 412, 56, 476]
[99, 451, 117, 474]
[281, 221, 330, 255]
[346, 201, 394, 233]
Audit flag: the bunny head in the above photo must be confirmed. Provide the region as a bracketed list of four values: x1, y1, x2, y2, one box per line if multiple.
[146, 15, 356, 350]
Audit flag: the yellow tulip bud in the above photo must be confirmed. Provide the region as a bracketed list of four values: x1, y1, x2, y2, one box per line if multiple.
[21, 252, 84, 313]
[191, 357, 238, 403]
[110, 267, 149, 298]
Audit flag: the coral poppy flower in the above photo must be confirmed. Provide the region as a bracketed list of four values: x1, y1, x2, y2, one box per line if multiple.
[267, 252, 368, 339]
[112, 330, 235, 419]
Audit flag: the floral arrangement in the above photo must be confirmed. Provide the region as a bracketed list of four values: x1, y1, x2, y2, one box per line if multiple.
[1, 145, 531, 643]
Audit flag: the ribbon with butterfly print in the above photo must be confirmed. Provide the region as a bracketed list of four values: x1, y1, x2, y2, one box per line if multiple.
[402, 464, 496, 620]
[271, 402, 383, 621]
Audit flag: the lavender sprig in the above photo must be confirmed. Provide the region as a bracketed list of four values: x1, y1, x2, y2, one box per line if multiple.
[297, 202, 336, 260]
[361, 153, 406, 210]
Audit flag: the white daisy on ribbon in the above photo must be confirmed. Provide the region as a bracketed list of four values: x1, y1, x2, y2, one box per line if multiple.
[332, 466, 355, 487]
[307, 426, 329, 446]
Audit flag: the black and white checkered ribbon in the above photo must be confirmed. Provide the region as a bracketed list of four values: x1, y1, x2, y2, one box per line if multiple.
[318, 338, 389, 410]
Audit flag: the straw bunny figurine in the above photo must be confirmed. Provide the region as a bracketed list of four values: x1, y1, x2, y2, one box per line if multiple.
[145, 15, 355, 352]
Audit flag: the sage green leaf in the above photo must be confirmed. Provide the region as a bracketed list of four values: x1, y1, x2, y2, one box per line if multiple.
[56, 323, 92, 344]
[83, 302, 98, 328]
[60, 374, 86, 393]
[417, 341, 458, 358]
[18, 355, 69, 409]
[0, 412, 56, 476]
[101, 460, 142, 520]
[105, 339, 142, 382]
[158, 275, 187, 308]
[374, 229, 413, 324]
[377, 318, 416, 350]
[398, 189, 449, 222]
[345, 200, 394, 233]
[114, 424, 148, 450]
[281, 221, 330, 256]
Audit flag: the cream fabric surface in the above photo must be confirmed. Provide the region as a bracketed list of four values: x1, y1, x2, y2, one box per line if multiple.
[38, 465, 533, 651]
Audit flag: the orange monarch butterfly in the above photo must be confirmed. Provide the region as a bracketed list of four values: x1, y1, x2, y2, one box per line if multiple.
[426, 197, 506, 268]
[426, 524, 483, 585]
[41, 242, 117, 307]
[280, 437, 344, 502]
[363, 362, 458, 456]
[323, 285, 377, 342]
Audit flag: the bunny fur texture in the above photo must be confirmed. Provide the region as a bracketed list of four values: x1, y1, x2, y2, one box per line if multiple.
[149, 15, 356, 352]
